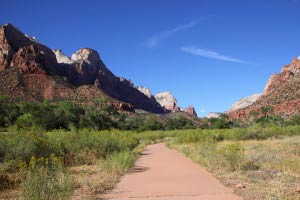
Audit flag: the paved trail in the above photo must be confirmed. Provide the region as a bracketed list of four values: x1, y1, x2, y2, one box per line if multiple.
[104, 143, 241, 200]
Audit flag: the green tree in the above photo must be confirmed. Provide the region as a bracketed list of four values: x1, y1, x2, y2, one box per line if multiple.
[54, 101, 84, 129]
[0, 96, 19, 127]
[289, 115, 300, 125]
[166, 116, 195, 130]
[260, 106, 274, 118]
[140, 116, 163, 131]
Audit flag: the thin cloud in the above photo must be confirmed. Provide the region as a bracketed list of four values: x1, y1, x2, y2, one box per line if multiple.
[146, 20, 199, 48]
[180, 46, 246, 63]
[199, 109, 205, 113]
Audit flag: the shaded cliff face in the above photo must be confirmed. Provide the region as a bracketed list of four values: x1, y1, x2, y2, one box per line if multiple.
[228, 57, 300, 121]
[0, 23, 165, 113]
[0, 24, 58, 73]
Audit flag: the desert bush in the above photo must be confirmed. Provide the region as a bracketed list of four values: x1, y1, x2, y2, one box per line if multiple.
[241, 160, 260, 171]
[21, 155, 73, 200]
[14, 113, 35, 129]
[288, 115, 300, 126]
[4, 133, 38, 162]
[46, 130, 138, 165]
[100, 151, 135, 174]
[220, 144, 244, 171]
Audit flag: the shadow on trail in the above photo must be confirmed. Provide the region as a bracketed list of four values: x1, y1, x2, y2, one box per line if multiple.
[129, 165, 150, 174]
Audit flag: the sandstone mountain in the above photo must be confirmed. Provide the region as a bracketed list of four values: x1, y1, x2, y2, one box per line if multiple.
[228, 57, 300, 121]
[0, 23, 167, 113]
[206, 112, 222, 119]
[228, 93, 261, 112]
[183, 106, 198, 118]
[137, 87, 198, 117]
[154, 92, 181, 112]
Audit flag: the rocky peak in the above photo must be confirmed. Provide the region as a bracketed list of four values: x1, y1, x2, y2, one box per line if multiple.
[206, 112, 221, 119]
[24, 33, 40, 43]
[281, 57, 300, 74]
[154, 92, 180, 112]
[71, 48, 100, 66]
[0, 23, 57, 72]
[52, 49, 74, 64]
[183, 106, 198, 118]
[263, 57, 300, 94]
[137, 86, 152, 98]
[229, 93, 261, 112]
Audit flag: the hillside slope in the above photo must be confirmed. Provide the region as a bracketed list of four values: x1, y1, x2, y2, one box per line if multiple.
[228, 57, 300, 120]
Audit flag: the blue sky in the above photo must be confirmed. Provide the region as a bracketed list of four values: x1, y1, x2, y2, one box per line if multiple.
[1, 0, 300, 116]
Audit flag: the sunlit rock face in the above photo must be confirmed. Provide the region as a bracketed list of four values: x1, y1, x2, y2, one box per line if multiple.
[155, 91, 180, 112]
[137, 86, 152, 98]
[229, 93, 261, 112]
[206, 112, 221, 119]
[183, 106, 198, 118]
[53, 49, 74, 64]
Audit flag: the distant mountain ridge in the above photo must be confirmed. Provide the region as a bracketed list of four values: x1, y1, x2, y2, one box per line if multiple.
[137, 87, 198, 117]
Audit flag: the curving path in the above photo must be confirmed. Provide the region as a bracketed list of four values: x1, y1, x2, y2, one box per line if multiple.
[103, 143, 242, 200]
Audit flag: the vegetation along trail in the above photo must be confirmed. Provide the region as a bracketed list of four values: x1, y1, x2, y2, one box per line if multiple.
[104, 143, 241, 200]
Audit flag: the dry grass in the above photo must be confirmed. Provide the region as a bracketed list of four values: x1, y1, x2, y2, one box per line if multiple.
[169, 136, 300, 200]
[70, 164, 119, 200]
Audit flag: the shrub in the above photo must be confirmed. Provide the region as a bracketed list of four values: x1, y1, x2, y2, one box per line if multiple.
[288, 115, 300, 126]
[101, 151, 135, 174]
[5, 133, 37, 162]
[241, 160, 260, 171]
[14, 113, 35, 129]
[220, 144, 244, 171]
[21, 155, 73, 200]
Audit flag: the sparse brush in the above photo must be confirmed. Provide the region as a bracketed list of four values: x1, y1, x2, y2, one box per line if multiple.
[220, 143, 244, 171]
[20, 155, 74, 200]
[100, 151, 135, 175]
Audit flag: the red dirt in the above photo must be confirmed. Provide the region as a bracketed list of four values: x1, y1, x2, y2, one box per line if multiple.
[103, 143, 242, 200]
